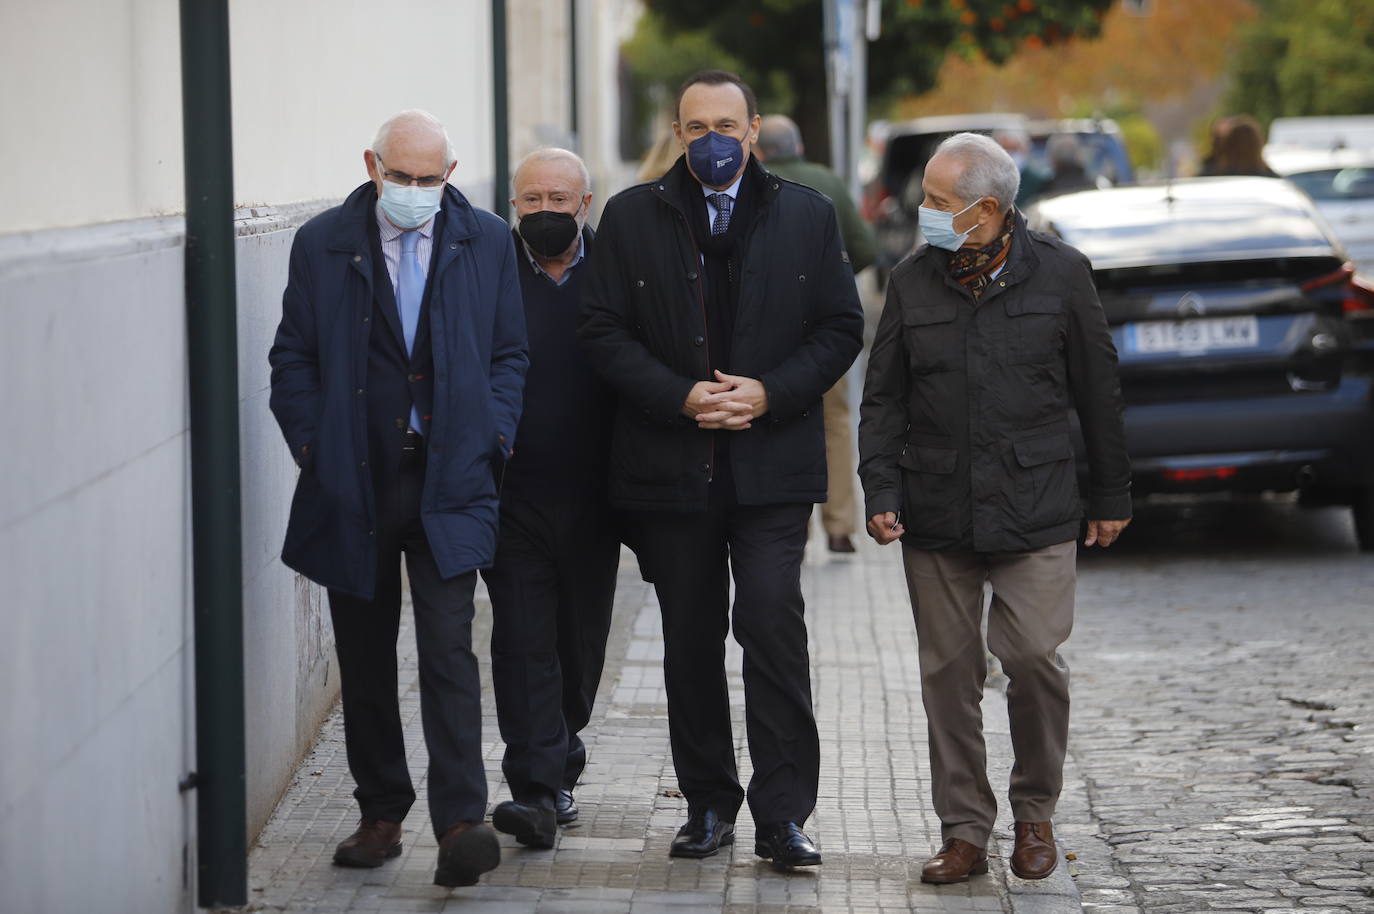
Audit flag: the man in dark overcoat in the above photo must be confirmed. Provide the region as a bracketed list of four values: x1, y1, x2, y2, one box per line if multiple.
[580, 70, 864, 869]
[269, 109, 528, 888]
[859, 132, 1130, 885]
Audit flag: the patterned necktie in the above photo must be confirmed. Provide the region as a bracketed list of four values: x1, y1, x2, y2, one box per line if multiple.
[708, 193, 733, 235]
[396, 230, 425, 432]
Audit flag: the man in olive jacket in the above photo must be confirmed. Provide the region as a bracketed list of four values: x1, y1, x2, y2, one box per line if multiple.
[858, 133, 1130, 885]
[580, 70, 864, 869]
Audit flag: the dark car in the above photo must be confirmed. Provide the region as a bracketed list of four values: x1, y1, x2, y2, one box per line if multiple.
[862, 113, 1029, 277]
[1028, 177, 1374, 549]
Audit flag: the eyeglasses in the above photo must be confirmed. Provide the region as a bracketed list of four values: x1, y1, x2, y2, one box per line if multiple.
[375, 155, 447, 188]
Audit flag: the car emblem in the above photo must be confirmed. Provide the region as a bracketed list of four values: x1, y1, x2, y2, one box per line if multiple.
[1175, 291, 1206, 317]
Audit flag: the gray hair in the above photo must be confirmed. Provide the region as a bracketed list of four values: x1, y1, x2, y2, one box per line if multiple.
[1046, 134, 1085, 170]
[511, 147, 591, 197]
[757, 114, 804, 160]
[372, 109, 457, 166]
[932, 132, 1021, 213]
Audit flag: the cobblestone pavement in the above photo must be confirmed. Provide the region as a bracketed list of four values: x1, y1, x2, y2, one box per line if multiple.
[1061, 496, 1374, 914]
[247, 528, 1079, 914]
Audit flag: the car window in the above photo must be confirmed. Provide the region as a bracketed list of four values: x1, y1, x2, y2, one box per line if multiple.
[1029, 133, 1129, 184]
[1288, 167, 1374, 201]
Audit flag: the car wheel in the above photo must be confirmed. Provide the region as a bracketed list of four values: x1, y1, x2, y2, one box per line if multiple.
[1351, 487, 1374, 552]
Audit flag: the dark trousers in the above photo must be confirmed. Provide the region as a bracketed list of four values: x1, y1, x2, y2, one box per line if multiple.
[629, 464, 819, 826]
[326, 451, 487, 838]
[481, 489, 619, 801]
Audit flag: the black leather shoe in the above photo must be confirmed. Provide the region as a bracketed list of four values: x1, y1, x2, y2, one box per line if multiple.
[669, 810, 735, 858]
[434, 822, 500, 887]
[556, 788, 579, 825]
[492, 800, 557, 849]
[754, 821, 822, 869]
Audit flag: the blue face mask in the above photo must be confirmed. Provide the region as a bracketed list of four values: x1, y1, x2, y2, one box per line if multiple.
[687, 131, 745, 188]
[918, 198, 983, 252]
[378, 180, 444, 230]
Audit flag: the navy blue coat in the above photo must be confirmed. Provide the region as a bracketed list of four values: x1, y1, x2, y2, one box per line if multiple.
[269, 182, 529, 599]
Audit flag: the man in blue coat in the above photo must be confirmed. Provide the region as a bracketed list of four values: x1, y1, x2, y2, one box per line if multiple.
[269, 109, 528, 888]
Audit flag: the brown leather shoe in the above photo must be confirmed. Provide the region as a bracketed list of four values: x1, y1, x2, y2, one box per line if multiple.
[1010, 821, 1058, 880]
[827, 534, 857, 553]
[434, 821, 500, 888]
[332, 819, 402, 867]
[920, 838, 988, 884]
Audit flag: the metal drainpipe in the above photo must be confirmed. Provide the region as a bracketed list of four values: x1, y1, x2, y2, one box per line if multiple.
[568, 0, 579, 145]
[493, 0, 510, 218]
[179, 0, 248, 906]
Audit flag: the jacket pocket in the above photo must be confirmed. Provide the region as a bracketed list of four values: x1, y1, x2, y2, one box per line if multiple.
[1005, 294, 1065, 365]
[1012, 432, 1079, 531]
[902, 301, 959, 374]
[898, 443, 961, 540]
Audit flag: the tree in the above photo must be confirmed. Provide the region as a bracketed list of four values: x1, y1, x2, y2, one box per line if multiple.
[624, 0, 1114, 163]
[1224, 0, 1374, 126]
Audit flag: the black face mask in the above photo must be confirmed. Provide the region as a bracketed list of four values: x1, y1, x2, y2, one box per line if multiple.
[517, 209, 580, 258]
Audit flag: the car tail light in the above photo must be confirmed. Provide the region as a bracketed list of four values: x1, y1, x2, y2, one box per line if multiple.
[1164, 467, 1238, 482]
[1301, 262, 1374, 314]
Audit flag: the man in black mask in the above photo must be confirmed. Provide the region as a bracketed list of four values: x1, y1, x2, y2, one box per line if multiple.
[580, 71, 864, 869]
[482, 148, 618, 849]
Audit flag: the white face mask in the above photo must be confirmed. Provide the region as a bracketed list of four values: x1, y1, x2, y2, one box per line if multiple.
[918, 198, 982, 252]
[378, 180, 444, 230]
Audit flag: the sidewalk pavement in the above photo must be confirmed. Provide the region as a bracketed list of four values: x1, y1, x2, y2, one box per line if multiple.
[247, 531, 1084, 914]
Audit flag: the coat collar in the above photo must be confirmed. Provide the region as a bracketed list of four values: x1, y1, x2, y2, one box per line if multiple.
[921, 206, 1039, 304]
[650, 154, 782, 213]
[328, 181, 483, 259]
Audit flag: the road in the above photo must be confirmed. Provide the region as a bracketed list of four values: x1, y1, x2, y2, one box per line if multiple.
[1062, 495, 1374, 913]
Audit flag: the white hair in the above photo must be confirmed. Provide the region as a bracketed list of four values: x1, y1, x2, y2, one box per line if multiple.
[933, 132, 1021, 213]
[511, 147, 591, 197]
[372, 109, 456, 166]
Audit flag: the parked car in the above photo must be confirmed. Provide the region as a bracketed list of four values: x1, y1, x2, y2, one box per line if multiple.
[1266, 115, 1374, 155]
[1027, 177, 1374, 549]
[1268, 147, 1374, 274]
[862, 113, 1029, 277]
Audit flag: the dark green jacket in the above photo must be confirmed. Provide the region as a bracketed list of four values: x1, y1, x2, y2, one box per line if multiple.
[763, 156, 876, 274]
[857, 208, 1131, 553]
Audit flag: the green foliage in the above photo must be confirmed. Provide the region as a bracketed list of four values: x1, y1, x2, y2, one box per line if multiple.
[1115, 113, 1164, 173]
[623, 0, 1113, 159]
[1224, 0, 1374, 125]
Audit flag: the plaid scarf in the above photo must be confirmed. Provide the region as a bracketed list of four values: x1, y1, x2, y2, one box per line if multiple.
[948, 210, 1015, 299]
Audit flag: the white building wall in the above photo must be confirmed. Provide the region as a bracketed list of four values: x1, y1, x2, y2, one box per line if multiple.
[0, 0, 501, 910]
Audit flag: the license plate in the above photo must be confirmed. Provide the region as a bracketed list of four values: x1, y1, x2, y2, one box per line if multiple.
[1126, 316, 1259, 354]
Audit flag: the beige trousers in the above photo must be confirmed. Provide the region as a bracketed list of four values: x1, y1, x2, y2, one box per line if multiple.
[900, 540, 1076, 848]
[821, 375, 857, 537]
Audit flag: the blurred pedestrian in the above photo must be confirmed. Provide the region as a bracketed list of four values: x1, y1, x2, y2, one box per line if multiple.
[638, 131, 683, 181]
[993, 127, 1048, 207]
[754, 113, 875, 554]
[269, 109, 528, 888]
[1210, 114, 1278, 177]
[580, 70, 864, 869]
[858, 133, 1131, 885]
[1040, 134, 1096, 197]
[481, 148, 618, 849]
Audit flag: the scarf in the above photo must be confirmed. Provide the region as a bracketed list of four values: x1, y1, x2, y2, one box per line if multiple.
[948, 209, 1015, 299]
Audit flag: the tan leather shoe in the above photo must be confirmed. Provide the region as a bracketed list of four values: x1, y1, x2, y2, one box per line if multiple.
[1010, 820, 1058, 880]
[435, 821, 501, 887]
[332, 819, 402, 867]
[920, 837, 988, 884]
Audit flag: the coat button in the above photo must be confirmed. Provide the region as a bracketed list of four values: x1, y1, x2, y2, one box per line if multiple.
[360, 460, 367, 467]
[368, 529, 375, 536]
[687, 271, 698, 281]
[395, 418, 406, 429]
[999, 280, 1006, 287]
[636, 279, 645, 288]
[699, 463, 710, 473]
[798, 274, 806, 283]
[450, 243, 458, 250]
[363, 316, 370, 323]
[355, 387, 364, 394]
[693, 335, 704, 346]
[353, 255, 362, 263]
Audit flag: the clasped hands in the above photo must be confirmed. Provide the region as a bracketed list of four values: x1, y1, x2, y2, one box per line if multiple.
[683, 370, 769, 430]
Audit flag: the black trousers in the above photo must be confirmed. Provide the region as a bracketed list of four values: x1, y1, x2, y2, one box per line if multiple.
[481, 488, 619, 802]
[326, 451, 486, 837]
[628, 464, 819, 826]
